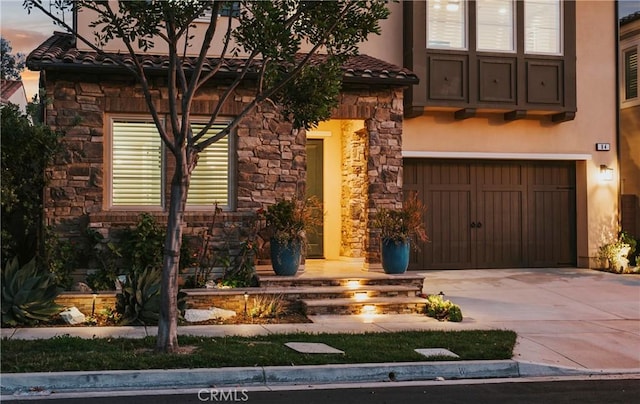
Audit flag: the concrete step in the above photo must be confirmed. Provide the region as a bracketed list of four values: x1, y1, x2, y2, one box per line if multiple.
[185, 284, 422, 311]
[257, 274, 425, 289]
[260, 284, 420, 300]
[302, 296, 429, 316]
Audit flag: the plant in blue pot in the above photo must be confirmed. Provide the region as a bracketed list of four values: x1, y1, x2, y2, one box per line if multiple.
[373, 194, 428, 274]
[262, 197, 322, 276]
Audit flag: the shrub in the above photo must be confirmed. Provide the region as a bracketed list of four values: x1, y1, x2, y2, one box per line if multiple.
[261, 197, 322, 244]
[85, 214, 196, 290]
[621, 232, 638, 267]
[1, 257, 62, 326]
[115, 267, 186, 325]
[249, 294, 287, 319]
[424, 294, 463, 322]
[373, 193, 428, 247]
[85, 228, 122, 291]
[44, 228, 77, 290]
[121, 213, 164, 274]
[598, 233, 634, 273]
[1, 104, 62, 266]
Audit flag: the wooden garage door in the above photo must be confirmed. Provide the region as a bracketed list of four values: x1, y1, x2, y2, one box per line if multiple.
[404, 160, 576, 269]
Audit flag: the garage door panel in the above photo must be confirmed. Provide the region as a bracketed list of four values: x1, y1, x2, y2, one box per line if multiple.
[477, 190, 524, 268]
[529, 189, 576, 266]
[404, 159, 576, 270]
[416, 189, 472, 269]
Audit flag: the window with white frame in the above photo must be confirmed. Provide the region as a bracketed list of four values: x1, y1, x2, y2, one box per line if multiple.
[477, 0, 514, 52]
[427, 0, 467, 49]
[426, 0, 562, 55]
[110, 119, 164, 208]
[108, 118, 233, 209]
[187, 122, 232, 207]
[624, 47, 638, 101]
[525, 0, 562, 55]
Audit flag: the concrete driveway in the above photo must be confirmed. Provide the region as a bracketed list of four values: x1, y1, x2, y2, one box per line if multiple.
[419, 267, 640, 371]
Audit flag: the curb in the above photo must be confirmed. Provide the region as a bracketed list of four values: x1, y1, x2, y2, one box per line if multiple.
[5, 360, 637, 395]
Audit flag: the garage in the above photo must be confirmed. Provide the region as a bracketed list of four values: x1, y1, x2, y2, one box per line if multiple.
[404, 159, 577, 269]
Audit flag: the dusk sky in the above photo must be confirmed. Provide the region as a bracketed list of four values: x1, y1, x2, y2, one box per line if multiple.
[1, 0, 639, 100]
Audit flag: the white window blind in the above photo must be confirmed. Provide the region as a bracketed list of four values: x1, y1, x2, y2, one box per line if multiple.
[111, 120, 163, 207]
[625, 48, 638, 100]
[187, 122, 230, 206]
[427, 0, 467, 49]
[477, 0, 514, 52]
[525, 0, 561, 55]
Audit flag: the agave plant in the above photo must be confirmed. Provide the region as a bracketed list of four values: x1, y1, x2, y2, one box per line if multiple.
[1, 257, 62, 326]
[116, 267, 186, 325]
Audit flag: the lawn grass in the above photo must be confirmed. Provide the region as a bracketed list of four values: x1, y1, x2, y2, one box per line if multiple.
[1, 330, 516, 373]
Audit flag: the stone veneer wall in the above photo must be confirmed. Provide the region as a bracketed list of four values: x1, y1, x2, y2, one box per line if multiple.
[331, 89, 405, 266]
[340, 127, 368, 258]
[42, 71, 404, 271]
[42, 72, 304, 263]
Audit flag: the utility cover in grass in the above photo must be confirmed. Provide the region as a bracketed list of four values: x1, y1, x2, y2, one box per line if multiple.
[414, 348, 460, 358]
[285, 342, 345, 354]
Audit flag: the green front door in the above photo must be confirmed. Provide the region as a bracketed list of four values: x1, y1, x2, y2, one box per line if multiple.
[306, 139, 324, 258]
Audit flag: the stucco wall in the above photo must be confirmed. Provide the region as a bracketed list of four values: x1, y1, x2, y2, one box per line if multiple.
[399, 1, 619, 267]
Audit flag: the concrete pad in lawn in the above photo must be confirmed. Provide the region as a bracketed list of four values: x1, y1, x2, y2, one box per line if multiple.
[285, 342, 345, 354]
[414, 348, 460, 359]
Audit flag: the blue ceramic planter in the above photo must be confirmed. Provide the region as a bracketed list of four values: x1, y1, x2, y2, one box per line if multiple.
[381, 238, 410, 274]
[270, 237, 302, 276]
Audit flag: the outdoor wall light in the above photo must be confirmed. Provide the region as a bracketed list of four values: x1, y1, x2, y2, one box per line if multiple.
[438, 291, 445, 300]
[346, 280, 360, 289]
[599, 165, 614, 182]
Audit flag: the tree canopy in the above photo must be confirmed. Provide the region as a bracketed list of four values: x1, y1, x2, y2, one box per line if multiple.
[25, 0, 390, 353]
[1, 37, 26, 81]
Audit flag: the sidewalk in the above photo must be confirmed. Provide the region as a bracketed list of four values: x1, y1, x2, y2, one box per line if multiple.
[2, 267, 639, 394]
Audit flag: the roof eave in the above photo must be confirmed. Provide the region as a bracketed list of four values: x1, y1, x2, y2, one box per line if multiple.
[28, 62, 419, 87]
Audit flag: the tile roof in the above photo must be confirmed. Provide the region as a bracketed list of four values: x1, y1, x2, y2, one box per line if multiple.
[0, 80, 25, 105]
[621, 11, 640, 26]
[27, 32, 418, 86]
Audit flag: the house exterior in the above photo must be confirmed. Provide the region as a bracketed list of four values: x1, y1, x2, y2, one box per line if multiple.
[1, 79, 29, 114]
[26, 6, 418, 271]
[620, 11, 640, 241]
[28, 0, 621, 272]
[397, 0, 619, 270]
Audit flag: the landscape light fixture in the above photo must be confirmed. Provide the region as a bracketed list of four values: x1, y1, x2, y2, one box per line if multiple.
[91, 293, 98, 317]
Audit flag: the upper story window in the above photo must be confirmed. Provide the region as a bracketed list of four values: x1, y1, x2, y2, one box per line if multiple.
[196, 2, 240, 21]
[426, 0, 562, 55]
[477, 0, 515, 52]
[525, 0, 562, 54]
[624, 47, 638, 101]
[428, 0, 467, 49]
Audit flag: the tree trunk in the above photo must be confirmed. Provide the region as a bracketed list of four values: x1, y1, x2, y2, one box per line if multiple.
[156, 150, 191, 353]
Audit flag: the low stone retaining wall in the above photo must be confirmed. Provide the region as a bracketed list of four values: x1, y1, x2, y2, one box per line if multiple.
[55, 292, 118, 314]
[55, 289, 290, 315]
